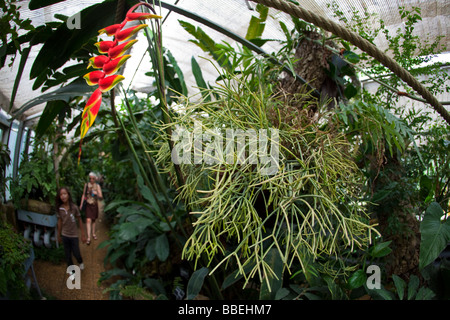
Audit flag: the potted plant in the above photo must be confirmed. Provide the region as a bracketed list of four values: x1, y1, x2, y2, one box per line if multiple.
[10, 145, 56, 214]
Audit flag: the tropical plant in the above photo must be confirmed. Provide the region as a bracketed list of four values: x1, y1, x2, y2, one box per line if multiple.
[4, 0, 449, 300]
[77, 2, 162, 162]
[405, 125, 450, 213]
[153, 51, 378, 294]
[326, 1, 449, 283]
[9, 141, 57, 209]
[0, 221, 32, 299]
[419, 202, 450, 270]
[365, 274, 435, 300]
[99, 0, 448, 299]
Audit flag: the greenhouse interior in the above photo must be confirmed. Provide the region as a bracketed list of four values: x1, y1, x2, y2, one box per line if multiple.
[0, 0, 449, 303]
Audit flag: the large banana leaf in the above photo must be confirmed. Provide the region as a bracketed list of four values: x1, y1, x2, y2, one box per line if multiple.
[9, 46, 30, 112]
[29, 0, 117, 86]
[12, 81, 92, 120]
[28, 0, 66, 10]
[35, 100, 68, 137]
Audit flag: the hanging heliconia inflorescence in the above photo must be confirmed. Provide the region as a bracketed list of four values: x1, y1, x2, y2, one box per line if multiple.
[78, 2, 161, 163]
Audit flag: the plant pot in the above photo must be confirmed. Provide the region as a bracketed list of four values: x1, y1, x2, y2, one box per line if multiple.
[20, 199, 53, 215]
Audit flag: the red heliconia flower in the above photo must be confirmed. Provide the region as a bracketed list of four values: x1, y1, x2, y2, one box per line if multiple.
[108, 39, 138, 59]
[88, 55, 110, 69]
[126, 12, 162, 21]
[80, 88, 102, 139]
[83, 70, 106, 86]
[98, 74, 125, 92]
[78, 2, 163, 164]
[95, 40, 118, 54]
[78, 88, 103, 164]
[98, 21, 126, 36]
[115, 24, 148, 42]
[102, 55, 131, 75]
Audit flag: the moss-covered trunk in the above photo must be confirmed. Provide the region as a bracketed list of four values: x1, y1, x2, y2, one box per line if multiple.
[371, 155, 421, 281]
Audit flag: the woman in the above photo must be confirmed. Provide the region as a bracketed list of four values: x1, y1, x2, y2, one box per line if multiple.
[56, 187, 86, 269]
[80, 172, 103, 245]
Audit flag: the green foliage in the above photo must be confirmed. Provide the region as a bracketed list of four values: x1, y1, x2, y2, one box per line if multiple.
[259, 248, 284, 300]
[5, 0, 448, 301]
[95, 90, 189, 299]
[145, 47, 188, 100]
[179, 20, 232, 72]
[335, 99, 416, 159]
[0, 0, 34, 111]
[245, 4, 269, 46]
[33, 245, 65, 264]
[346, 240, 392, 290]
[13, 82, 92, 122]
[347, 269, 366, 290]
[345, 239, 437, 300]
[29, 1, 116, 86]
[368, 241, 392, 258]
[366, 274, 435, 300]
[186, 267, 209, 300]
[0, 0, 34, 67]
[419, 202, 450, 270]
[422, 258, 450, 299]
[406, 125, 450, 211]
[329, 1, 448, 269]
[154, 56, 376, 291]
[331, 2, 447, 118]
[0, 221, 31, 299]
[10, 143, 57, 208]
[104, 284, 156, 300]
[100, 196, 176, 265]
[3, 0, 119, 132]
[190, 56, 210, 100]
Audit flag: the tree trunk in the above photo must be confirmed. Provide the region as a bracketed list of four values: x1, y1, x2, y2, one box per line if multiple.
[371, 156, 421, 281]
[275, 30, 422, 282]
[278, 31, 339, 112]
[52, 119, 64, 189]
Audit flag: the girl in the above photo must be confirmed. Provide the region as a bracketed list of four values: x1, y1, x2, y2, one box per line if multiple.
[56, 187, 86, 270]
[80, 172, 103, 245]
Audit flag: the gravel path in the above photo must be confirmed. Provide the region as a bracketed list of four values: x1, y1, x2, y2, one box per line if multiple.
[33, 208, 111, 300]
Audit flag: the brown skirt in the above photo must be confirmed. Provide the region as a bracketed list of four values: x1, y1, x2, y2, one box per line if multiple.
[85, 203, 98, 221]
